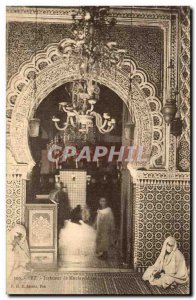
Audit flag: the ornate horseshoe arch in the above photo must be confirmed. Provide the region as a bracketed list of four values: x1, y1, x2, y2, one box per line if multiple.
[7, 39, 165, 173]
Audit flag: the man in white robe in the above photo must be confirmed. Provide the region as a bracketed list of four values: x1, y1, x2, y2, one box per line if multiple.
[95, 197, 115, 259]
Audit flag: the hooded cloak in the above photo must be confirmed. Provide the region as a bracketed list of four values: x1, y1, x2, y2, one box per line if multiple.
[142, 236, 188, 288]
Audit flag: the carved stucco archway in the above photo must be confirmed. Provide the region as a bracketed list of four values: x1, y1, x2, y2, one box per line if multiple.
[7, 39, 165, 173]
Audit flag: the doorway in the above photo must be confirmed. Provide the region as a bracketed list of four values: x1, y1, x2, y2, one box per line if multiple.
[28, 82, 134, 269]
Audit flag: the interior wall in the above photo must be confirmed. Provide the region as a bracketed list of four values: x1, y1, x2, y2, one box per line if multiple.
[132, 172, 190, 271]
[6, 7, 190, 272]
[7, 22, 164, 98]
[7, 8, 190, 172]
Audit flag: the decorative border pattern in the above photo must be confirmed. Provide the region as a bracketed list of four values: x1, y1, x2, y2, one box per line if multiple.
[6, 7, 182, 172]
[6, 8, 190, 273]
[7, 39, 164, 170]
[6, 6, 176, 21]
[6, 173, 26, 231]
[178, 7, 190, 171]
[133, 170, 189, 181]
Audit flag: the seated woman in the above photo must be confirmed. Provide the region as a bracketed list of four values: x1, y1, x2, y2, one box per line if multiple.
[142, 236, 188, 289]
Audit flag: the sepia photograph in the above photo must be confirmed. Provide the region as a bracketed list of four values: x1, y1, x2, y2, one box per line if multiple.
[5, 5, 191, 295]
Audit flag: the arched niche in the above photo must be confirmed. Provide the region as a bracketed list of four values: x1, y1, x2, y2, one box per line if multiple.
[7, 38, 165, 174]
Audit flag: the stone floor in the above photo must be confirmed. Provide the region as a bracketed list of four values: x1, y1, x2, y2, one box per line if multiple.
[8, 270, 190, 295]
[58, 220, 123, 269]
[7, 222, 190, 295]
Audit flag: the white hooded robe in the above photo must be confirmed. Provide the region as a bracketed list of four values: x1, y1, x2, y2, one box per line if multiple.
[142, 236, 189, 288]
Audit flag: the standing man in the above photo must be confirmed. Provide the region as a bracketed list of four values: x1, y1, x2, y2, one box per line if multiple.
[87, 176, 98, 223]
[49, 182, 71, 232]
[95, 197, 115, 259]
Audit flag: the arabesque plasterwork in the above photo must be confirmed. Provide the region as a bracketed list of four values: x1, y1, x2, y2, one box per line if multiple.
[7, 39, 165, 172]
[6, 7, 190, 274]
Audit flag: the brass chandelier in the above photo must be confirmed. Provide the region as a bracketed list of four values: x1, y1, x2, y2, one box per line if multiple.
[52, 7, 126, 137]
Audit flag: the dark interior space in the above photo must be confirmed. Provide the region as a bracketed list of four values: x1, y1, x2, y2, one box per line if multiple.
[28, 82, 124, 228]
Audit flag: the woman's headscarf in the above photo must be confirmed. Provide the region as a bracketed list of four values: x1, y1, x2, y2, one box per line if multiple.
[154, 236, 177, 272]
[142, 236, 189, 287]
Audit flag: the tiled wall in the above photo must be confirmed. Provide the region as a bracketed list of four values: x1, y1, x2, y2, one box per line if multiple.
[133, 175, 190, 271]
[59, 170, 86, 209]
